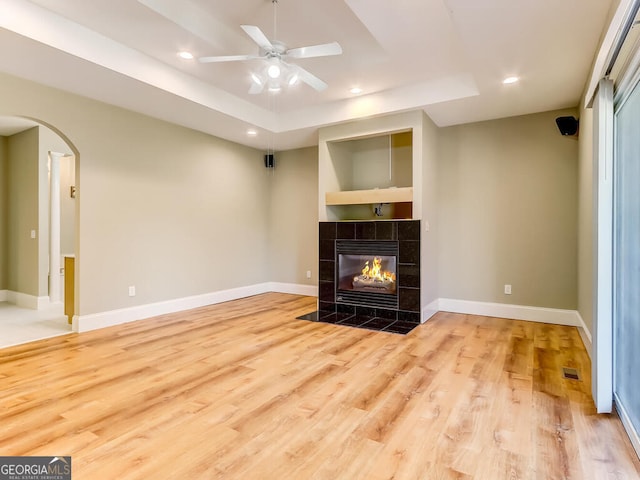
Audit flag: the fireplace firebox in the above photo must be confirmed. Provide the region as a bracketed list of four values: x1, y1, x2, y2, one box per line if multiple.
[336, 240, 398, 309]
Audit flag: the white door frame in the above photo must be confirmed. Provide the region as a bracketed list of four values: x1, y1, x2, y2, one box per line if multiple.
[48, 151, 63, 304]
[592, 78, 614, 413]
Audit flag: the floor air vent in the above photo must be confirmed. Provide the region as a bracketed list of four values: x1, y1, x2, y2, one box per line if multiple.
[562, 367, 581, 381]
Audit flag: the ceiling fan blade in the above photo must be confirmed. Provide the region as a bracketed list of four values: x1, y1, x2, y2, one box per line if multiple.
[248, 82, 265, 94]
[286, 42, 342, 59]
[290, 64, 328, 91]
[241, 25, 273, 51]
[198, 54, 255, 63]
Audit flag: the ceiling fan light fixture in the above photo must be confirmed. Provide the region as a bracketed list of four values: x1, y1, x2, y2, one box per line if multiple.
[198, 3, 342, 94]
[251, 73, 263, 86]
[267, 63, 281, 79]
[267, 80, 282, 93]
[177, 51, 194, 60]
[287, 72, 299, 86]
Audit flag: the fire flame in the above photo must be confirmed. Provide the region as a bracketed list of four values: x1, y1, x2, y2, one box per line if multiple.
[361, 257, 396, 282]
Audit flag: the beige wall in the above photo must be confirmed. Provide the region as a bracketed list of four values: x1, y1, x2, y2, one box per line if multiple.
[350, 133, 412, 190]
[0, 72, 270, 316]
[0, 68, 585, 321]
[77, 112, 269, 315]
[0, 136, 6, 290]
[6, 127, 40, 297]
[60, 155, 76, 256]
[267, 147, 318, 284]
[577, 106, 594, 333]
[421, 112, 439, 308]
[438, 109, 579, 310]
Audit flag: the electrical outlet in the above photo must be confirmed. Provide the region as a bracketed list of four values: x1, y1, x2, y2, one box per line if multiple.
[504, 284, 512, 295]
[128, 285, 136, 297]
[30, 230, 36, 239]
[306, 270, 312, 279]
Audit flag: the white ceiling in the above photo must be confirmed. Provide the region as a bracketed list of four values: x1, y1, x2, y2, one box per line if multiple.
[0, 0, 613, 149]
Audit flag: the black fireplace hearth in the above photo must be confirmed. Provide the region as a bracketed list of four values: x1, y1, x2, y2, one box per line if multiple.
[296, 309, 419, 335]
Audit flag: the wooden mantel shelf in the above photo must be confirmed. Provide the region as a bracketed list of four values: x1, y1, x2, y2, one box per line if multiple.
[325, 187, 413, 206]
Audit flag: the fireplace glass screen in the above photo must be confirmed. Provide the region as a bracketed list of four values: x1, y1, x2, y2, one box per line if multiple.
[338, 254, 397, 295]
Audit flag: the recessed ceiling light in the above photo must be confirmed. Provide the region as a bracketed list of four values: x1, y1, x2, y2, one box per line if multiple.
[178, 51, 194, 60]
[247, 129, 258, 136]
[503, 76, 519, 85]
[350, 87, 363, 94]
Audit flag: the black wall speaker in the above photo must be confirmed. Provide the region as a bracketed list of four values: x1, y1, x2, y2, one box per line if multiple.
[555, 116, 579, 136]
[264, 153, 275, 168]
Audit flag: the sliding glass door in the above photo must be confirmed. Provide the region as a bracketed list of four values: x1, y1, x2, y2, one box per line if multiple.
[613, 75, 640, 456]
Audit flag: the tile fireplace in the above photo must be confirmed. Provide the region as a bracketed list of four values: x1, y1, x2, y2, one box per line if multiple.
[304, 220, 420, 334]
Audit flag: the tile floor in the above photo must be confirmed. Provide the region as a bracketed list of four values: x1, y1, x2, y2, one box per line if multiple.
[297, 310, 419, 334]
[0, 302, 72, 349]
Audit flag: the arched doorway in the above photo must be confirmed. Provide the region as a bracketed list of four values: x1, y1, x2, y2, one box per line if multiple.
[0, 115, 79, 348]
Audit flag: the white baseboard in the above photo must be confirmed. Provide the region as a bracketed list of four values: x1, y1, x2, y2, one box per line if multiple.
[73, 287, 590, 337]
[74, 282, 318, 333]
[422, 299, 439, 324]
[3, 291, 50, 310]
[614, 393, 640, 460]
[438, 298, 582, 327]
[268, 282, 318, 297]
[75, 283, 272, 333]
[575, 311, 593, 359]
[36, 295, 52, 310]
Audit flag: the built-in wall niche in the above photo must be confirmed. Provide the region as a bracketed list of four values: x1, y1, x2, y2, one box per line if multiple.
[325, 130, 413, 220]
[328, 131, 412, 190]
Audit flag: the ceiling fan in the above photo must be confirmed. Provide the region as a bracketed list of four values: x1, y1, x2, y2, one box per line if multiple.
[198, 3, 342, 94]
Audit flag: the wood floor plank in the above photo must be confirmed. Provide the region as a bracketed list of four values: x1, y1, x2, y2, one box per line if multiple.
[1, 293, 639, 479]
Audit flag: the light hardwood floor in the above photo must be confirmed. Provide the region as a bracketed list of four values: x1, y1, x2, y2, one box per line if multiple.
[0, 293, 638, 479]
